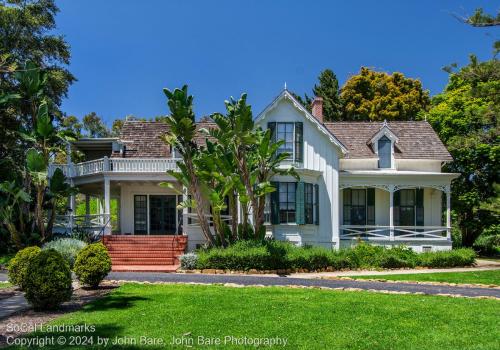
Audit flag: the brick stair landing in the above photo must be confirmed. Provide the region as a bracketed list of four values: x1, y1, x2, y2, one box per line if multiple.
[102, 235, 187, 273]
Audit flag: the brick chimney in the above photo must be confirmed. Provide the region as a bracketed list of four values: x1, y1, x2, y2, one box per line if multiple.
[311, 97, 324, 123]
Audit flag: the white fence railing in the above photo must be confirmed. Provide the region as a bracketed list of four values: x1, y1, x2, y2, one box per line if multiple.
[49, 157, 181, 178]
[110, 158, 180, 173]
[53, 214, 111, 237]
[340, 225, 450, 241]
[74, 159, 104, 176]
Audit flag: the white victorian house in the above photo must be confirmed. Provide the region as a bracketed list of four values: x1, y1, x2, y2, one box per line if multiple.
[50, 89, 457, 270]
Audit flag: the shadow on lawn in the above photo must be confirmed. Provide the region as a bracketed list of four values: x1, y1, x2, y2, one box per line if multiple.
[82, 294, 150, 313]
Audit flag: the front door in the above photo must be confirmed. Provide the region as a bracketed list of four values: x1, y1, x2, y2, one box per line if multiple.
[149, 195, 176, 235]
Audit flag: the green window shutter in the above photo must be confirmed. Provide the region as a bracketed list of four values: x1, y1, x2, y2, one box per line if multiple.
[343, 189, 351, 225]
[270, 182, 280, 224]
[296, 181, 305, 224]
[268, 122, 277, 143]
[393, 190, 400, 226]
[294, 122, 303, 162]
[416, 188, 424, 226]
[314, 184, 319, 225]
[367, 188, 375, 225]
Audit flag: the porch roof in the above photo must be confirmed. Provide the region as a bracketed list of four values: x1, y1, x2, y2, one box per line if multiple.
[339, 170, 459, 192]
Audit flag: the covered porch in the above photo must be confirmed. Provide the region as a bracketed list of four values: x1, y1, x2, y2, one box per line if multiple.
[339, 171, 458, 249]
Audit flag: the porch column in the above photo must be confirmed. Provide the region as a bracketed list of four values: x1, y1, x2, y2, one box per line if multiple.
[388, 185, 395, 241]
[446, 185, 451, 240]
[104, 177, 111, 235]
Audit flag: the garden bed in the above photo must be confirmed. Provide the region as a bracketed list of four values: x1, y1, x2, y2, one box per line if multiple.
[0, 282, 118, 347]
[182, 241, 477, 272]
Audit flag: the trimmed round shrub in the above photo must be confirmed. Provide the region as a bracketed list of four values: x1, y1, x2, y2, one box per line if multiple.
[8, 246, 41, 289]
[180, 253, 198, 270]
[24, 249, 72, 310]
[74, 242, 112, 288]
[42, 238, 87, 268]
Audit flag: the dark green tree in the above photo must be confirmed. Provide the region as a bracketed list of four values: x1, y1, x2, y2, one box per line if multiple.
[0, 0, 74, 181]
[293, 69, 343, 121]
[82, 112, 111, 138]
[423, 56, 499, 247]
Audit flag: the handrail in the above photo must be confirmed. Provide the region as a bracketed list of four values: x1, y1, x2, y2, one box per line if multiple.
[49, 157, 181, 178]
[340, 225, 449, 240]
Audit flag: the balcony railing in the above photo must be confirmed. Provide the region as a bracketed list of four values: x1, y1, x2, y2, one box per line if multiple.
[48, 157, 181, 178]
[340, 225, 450, 241]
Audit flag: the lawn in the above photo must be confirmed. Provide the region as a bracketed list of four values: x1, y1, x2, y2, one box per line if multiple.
[12, 283, 500, 350]
[353, 269, 500, 285]
[0, 282, 11, 289]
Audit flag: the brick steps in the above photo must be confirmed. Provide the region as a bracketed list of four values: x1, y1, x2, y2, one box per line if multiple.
[102, 235, 187, 273]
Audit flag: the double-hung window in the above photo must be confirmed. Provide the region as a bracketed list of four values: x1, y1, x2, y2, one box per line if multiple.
[394, 189, 424, 226]
[279, 182, 296, 224]
[268, 122, 303, 162]
[270, 181, 319, 225]
[343, 188, 375, 225]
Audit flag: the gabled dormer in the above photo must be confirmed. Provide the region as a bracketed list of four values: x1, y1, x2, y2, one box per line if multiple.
[367, 121, 399, 169]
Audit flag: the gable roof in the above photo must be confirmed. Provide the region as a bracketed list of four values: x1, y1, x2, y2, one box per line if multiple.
[255, 89, 348, 154]
[324, 121, 452, 161]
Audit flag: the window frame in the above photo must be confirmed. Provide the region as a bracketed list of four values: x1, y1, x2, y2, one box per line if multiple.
[134, 195, 148, 234]
[276, 122, 295, 161]
[377, 135, 392, 169]
[343, 188, 375, 225]
[279, 182, 296, 224]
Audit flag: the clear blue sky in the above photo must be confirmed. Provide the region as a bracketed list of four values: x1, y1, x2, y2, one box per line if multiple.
[56, 0, 499, 125]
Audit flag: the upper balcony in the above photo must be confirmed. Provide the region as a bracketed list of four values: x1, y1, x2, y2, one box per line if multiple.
[49, 157, 181, 178]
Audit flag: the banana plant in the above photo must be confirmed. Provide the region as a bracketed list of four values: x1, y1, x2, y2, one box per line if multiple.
[15, 63, 76, 242]
[208, 94, 297, 240]
[160, 85, 215, 246]
[0, 181, 31, 249]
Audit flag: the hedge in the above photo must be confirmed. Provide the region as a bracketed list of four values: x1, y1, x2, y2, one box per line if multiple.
[194, 241, 475, 271]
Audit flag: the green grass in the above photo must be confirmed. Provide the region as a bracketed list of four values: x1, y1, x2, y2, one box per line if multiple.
[353, 269, 500, 285]
[12, 283, 500, 350]
[0, 282, 11, 289]
[0, 253, 14, 265]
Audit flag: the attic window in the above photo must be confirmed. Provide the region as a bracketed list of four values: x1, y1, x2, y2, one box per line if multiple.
[378, 135, 392, 168]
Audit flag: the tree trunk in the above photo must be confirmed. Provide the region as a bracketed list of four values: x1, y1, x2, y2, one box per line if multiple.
[187, 161, 215, 246]
[35, 186, 46, 241]
[228, 192, 238, 241]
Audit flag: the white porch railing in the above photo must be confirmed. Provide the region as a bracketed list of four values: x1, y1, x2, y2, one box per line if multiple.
[53, 214, 111, 237]
[48, 157, 181, 178]
[74, 159, 104, 176]
[340, 225, 450, 241]
[110, 158, 180, 173]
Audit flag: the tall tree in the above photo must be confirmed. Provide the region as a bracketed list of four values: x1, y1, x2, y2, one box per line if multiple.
[292, 69, 343, 121]
[0, 0, 74, 181]
[340, 67, 430, 121]
[423, 56, 499, 247]
[82, 112, 111, 138]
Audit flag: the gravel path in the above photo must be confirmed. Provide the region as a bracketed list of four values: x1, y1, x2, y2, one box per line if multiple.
[106, 272, 500, 298]
[1, 271, 499, 299]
